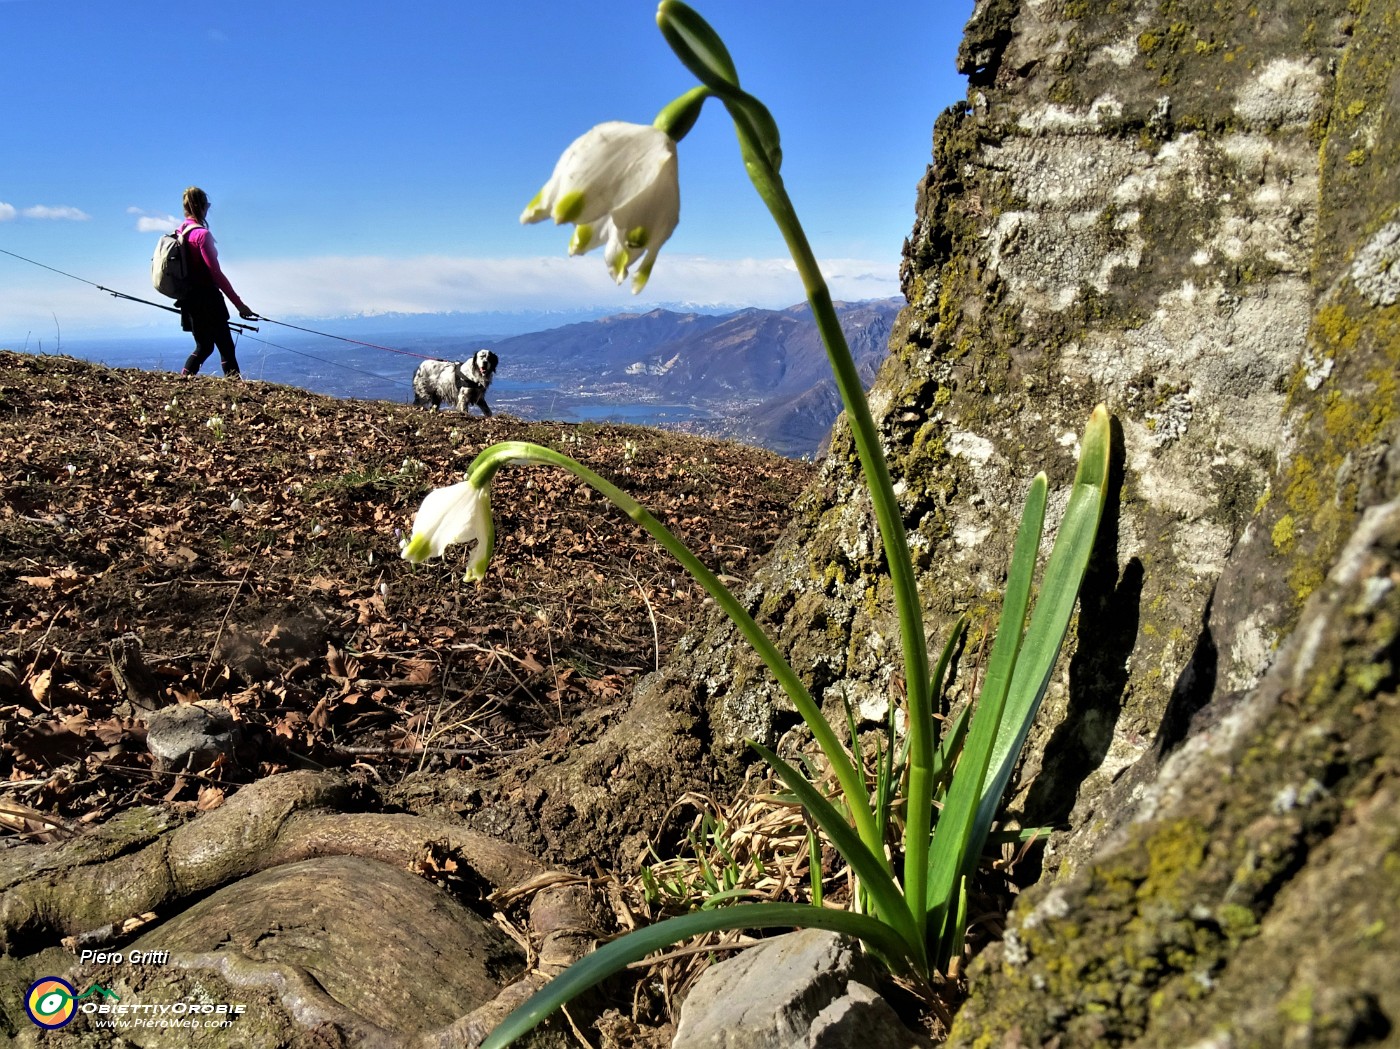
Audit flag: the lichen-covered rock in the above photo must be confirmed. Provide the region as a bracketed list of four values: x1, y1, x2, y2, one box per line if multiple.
[654, 0, 1397, 1041]
[948, 493, 1400, 1047]
[695, 0, 1398, 879]
[434, 4, 1396, 1040]
[917, 0, 1399, 1041]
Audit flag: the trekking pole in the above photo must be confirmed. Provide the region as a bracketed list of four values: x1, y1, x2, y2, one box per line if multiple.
[0, 248, 258, 333]
[94, 287, 259, 331]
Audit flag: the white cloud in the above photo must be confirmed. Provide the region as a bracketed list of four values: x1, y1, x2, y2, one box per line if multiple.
[128, 207, 180, 233]
[235, 253, 900, 319]
[0, 202, 16, 222]
[0, 252, 900, 338]
[20, 205, 90, 221]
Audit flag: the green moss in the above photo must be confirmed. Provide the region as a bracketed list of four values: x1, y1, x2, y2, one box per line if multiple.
[1217, 902, 1260, 944]
[1281, 984, 1315, 1025]
[821, 561, 846, 591]
[1279, 304, 1399, 604]
[1346, 661, 1391, 693]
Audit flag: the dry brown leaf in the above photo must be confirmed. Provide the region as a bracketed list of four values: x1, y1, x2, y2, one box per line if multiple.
[196, 786, 226, 811]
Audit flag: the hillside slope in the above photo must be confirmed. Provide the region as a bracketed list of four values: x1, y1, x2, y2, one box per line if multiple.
[0, 349, 813, 832]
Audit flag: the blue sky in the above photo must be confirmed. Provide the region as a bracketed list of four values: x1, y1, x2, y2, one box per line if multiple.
[2, 1, 971, 338]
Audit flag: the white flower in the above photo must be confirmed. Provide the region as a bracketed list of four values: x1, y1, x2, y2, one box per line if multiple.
[521, 121, 680, 293]
[402, 479, 495, 581]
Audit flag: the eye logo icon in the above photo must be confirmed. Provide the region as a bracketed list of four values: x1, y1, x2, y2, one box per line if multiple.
[25, 977, 77, 1029]
[23, 979, 120, 1029]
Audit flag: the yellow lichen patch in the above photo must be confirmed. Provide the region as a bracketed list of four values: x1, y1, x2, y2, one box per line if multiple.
[1140, 819, 1211, 906]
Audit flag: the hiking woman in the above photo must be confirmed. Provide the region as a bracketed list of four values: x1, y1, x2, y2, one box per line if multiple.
[176, 186, 257, 378]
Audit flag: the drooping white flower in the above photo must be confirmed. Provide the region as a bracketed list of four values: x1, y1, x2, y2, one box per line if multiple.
[402, 479, 495, 581]
[521, 121, 680, 293]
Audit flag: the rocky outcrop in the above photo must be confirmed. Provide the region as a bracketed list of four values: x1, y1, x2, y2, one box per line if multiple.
[878, 0, 1398, 1044]
[672, 929, 928, 1049]
[923, 0, 1400, 1039]
[658, 0, 1395, 1043]
[468, 0, 1397, 1040]
[951, 494, 1400, 1046]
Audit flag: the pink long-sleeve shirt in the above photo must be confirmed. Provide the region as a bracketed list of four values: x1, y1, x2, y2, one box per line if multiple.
[179, 218, 247, 313]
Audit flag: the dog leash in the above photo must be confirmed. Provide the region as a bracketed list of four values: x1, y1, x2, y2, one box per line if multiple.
[234, 329, 414, 390]
[255, 316, 436, 360]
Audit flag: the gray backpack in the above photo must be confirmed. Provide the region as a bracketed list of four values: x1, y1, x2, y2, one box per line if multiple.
[151, 223, 202, 299]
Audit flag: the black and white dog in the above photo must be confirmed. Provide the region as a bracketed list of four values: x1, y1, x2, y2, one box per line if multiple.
[412, 349, 498, 416]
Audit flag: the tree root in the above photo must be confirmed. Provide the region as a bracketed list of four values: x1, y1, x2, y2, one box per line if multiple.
[0, 771, 611, 1047]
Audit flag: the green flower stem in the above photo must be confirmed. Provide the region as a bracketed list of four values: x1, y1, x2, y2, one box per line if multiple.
[723, 105, 936, 940]
[653, 85, 712, 141]
[466, 441, 887, 872]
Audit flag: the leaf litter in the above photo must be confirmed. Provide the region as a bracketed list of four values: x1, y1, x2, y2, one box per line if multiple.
[0, 349, 814, 838]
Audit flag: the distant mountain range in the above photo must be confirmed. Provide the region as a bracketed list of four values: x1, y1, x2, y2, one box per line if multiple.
[481, 298, 901, 458]
[48, 297, 903, 459]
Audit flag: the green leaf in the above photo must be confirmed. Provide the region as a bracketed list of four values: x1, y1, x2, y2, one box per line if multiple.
[971, 404, 1111, 848]
[929, 698, 971, 797]
[901, 611, 969, 944]
[930, 613, 969, 751]
[478, 903, 916, 1049]
[806, 825, 823, 907]
[978, 477, 1046, 724]
[699, 887, 762, 908]
[923, 475, 1048, 929]
[748, 740, 920, 961]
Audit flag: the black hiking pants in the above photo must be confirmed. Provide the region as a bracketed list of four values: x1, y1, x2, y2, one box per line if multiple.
[179, 289, 241, 378]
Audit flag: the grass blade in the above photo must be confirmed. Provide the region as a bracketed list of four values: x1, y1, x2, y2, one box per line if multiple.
[749, 740, 919, 957]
